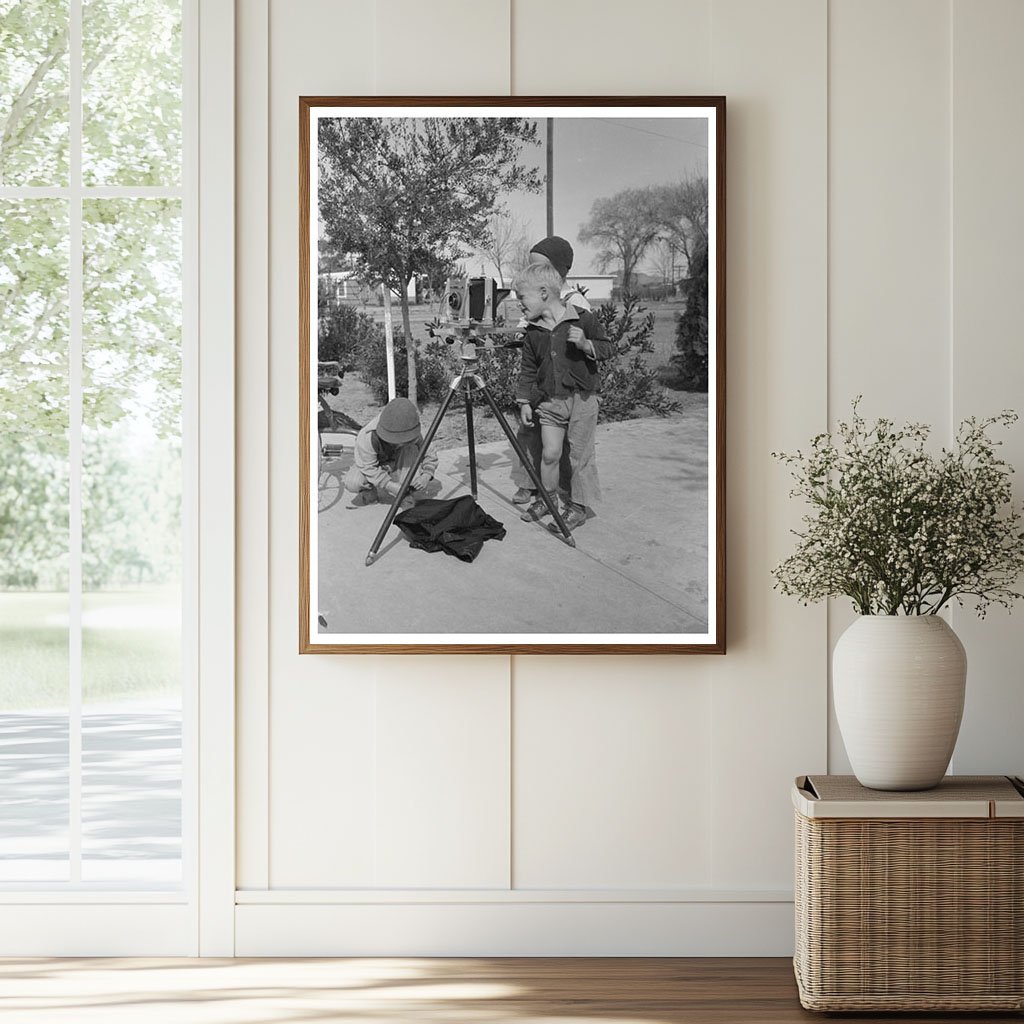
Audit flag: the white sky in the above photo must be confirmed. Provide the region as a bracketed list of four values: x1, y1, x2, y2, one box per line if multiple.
[469, 116, 709, 279]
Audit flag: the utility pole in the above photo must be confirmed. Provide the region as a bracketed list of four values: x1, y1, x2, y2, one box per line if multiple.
[546, 117, 554, 236]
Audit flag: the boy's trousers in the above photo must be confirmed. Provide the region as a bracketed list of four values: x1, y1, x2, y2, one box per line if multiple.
[534, 391, 602, 509]
[510, 421, 572, 496]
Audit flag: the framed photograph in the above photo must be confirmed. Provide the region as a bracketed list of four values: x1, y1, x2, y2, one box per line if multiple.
[300, 96, 725, 654]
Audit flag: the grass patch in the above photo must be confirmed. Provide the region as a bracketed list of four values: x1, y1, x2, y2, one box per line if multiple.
[0, 589, 181, 710]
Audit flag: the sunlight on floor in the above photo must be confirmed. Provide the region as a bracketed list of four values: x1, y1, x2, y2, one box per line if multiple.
[0, 958, 670, 1024]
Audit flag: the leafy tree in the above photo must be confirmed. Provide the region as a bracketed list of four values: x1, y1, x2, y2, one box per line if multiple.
[578, 186, 663, 299]
[1, 0, 180, 186]
[82, 430, 181, 589]
[0, 0, 69, 185]
[1, 0, 183, 591]
[317, 116, 542, 405]
[0, 438, 67, 587]
[419, 253, 458, 316]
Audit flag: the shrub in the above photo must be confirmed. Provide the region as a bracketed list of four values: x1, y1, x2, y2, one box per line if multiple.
[474, 347, 522, 415]
[594, 295, 656, 355]
[593, 298, 680, 420]
[599, 352, 681, 422]
[358, 332, 452, 406]
[317, 283, 382, 370]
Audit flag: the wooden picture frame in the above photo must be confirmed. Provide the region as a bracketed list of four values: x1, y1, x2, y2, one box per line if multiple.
[300, 97, 725, 654]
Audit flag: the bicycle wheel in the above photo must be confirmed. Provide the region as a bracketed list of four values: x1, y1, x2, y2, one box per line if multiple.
[318, 431, 356, 513]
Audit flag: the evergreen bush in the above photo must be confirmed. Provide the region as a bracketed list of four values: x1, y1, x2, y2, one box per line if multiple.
[671, 241, 709, 392]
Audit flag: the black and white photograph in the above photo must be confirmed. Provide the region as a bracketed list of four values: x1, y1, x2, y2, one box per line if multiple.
[300, 98, 725, 653]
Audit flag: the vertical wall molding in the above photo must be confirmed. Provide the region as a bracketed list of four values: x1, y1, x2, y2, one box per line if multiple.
[198, 0, 237, 955]
[236, 0, 271, 892]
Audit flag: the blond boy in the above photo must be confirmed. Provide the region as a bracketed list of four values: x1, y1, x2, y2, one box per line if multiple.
[513, 262, 614, 531]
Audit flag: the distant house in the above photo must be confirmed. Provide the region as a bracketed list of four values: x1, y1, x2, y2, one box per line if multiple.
[566, 274, 615, 303]
[319, 270, 415, 304]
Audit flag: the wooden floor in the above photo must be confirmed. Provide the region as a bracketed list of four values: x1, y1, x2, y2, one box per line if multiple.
[0, 957, 1019, 1023]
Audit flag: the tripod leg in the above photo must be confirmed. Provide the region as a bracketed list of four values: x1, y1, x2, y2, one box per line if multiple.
[365, 385, 458, 566]
[476, 385, 575, 547]
[465, 389, 477, 498]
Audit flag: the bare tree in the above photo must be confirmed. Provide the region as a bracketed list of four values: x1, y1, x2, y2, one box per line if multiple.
[480, 211, 529, 286]
[656, 175, 708, 280]
[578, 186, 663, 299]
[649, 239, 680, 290]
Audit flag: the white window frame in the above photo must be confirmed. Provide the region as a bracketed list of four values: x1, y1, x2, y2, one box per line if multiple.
[0, 0, 234, 956]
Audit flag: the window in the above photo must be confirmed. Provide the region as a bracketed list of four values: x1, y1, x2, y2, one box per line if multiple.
[0, 0, 191, 889]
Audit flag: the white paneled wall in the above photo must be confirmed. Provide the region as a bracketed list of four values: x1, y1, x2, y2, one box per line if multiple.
[377, 0, 510, 94]
[513, 658, 713, 889]
[706, 0, 828, 890]
[829, 0, 951, 428]
[373, 661, 510, 889]
[948, 0, 1024, 775]
[826, 0, 953, 772]
[235, 0, 1024, 954]
[511, 0, 712, 94]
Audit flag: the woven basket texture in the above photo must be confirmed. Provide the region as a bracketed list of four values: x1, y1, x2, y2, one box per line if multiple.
[794, 810, 1024, 1011]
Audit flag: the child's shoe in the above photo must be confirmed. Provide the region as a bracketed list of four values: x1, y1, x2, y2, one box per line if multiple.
[512, 487, 535, 505]
[520, 497, 552, 522]
[349, 487, 378, 507]
[549, 503, 588, 532]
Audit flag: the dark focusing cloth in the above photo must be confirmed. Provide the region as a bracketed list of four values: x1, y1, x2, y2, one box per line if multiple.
[394, 495, 506, 563]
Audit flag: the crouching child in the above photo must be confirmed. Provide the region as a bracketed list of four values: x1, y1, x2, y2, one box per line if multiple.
[344, 396, 437, 506]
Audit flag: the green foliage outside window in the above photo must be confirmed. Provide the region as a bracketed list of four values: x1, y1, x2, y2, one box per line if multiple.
[1, 0, 183, 592]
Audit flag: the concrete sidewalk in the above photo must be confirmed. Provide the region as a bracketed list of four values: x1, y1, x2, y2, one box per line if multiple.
[316, 411, 709, 637]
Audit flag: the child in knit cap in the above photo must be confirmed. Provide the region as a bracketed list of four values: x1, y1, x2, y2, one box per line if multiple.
[510, 235, 594, 507]
[344, 396, 437, 506]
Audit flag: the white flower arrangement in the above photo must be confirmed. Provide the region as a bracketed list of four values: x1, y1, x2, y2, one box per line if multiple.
[772, 400, 1024, 616]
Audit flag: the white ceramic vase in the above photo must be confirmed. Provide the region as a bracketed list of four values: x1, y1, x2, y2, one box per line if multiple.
[833, 615, 967, 791]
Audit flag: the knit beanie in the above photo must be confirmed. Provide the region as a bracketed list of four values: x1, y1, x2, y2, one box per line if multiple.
[529, 236, 574, 279]
[376, 397, 421, 445]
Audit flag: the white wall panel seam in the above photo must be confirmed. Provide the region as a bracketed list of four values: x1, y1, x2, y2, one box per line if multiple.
[946, 0, 957, 764]
[507, 658, 514, 889]
[825, 0, 832, 772]
[372, 671, 379, 887]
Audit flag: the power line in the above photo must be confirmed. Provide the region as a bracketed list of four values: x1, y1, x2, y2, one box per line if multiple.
[595, 118, 709, 149]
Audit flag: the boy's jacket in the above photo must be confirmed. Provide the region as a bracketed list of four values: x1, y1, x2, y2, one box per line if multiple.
[516, 305, 615, 404]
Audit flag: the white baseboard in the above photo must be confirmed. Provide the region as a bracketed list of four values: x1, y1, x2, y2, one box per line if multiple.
[235, 897, 795, 956]
[0, 904, 196, 956]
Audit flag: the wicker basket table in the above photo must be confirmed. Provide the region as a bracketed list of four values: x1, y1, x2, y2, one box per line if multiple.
[793, 774, 1024, 1012]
